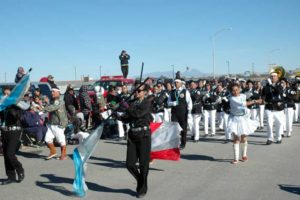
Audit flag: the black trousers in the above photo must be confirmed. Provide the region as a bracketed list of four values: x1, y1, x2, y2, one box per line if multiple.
[1, 130, 24, 179]
[121, 65, 128, 78]
[171, 109, 188, 146]
[126, 131, 151, 194]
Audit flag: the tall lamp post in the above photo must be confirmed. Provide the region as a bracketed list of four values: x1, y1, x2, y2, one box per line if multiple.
[226, 60, 230, 77]
[211, 27, 232, 79]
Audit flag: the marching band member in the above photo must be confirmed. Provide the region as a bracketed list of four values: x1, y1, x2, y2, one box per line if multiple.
[190, 80, 203, 142]
[280, 78, 296, 137]
[215, 84, 231, 142]
[168, 78, 192, 149]
[163, 80, 173, 122]
[293, 76, 300, 123]
[255, 81, 265, 129]
[262, 71, 285, 145]
[244, 80, 260, 122]
[202, 83, 218, 137]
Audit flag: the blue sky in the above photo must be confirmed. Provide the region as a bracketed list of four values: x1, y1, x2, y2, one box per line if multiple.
[0, 0, 300, 81]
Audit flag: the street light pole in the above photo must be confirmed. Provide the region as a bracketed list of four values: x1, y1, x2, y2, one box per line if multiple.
[226, 60, 230, 77]
[211, 27, 232, 79]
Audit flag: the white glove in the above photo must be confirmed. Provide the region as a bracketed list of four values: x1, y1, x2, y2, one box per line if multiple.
[267, 78, 272, 85]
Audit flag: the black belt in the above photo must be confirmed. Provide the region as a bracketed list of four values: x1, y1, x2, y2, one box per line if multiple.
[131, 126, 149, 132]
[1, 126, 22, 131]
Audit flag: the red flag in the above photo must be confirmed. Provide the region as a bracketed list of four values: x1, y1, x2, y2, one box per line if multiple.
[150, 122, 182, 161]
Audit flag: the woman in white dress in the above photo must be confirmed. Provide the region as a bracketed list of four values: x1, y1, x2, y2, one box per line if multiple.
[228, 83, 262, 164]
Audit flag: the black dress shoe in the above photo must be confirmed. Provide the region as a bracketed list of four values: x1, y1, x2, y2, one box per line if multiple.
[266, 140, 273, 145]
[17, 172, 25, 183]
[180, 144, 186, 150]
[1, 178, 16, 185]
[136, 192, 146, 198]
[224, 139, 231, 144]
[275, 140, 282, 144]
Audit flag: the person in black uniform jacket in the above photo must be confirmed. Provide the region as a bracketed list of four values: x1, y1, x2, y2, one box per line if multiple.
[0, 102, 28, 185]
[117, 84, 153, 198]
[261, 72, 285, 145]
[119, 50, 130, 78]
[167, 78, 192, 149]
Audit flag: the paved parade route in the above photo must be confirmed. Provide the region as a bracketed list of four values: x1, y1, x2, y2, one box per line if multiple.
[1, 124, 300, 200]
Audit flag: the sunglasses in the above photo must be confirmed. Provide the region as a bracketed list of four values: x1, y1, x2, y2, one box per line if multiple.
[136, 89, 145, 93]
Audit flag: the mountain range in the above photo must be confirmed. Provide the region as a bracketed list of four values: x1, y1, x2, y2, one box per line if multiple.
[143, 68, 211, 78]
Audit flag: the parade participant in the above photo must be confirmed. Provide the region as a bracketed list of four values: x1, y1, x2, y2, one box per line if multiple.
[116, 84, 130, 139]
[202, 83, 218, 137]
[119, 50, 130, 78]
[163, 80, 173, 122]
[228, 83, 262, 164]
[215, 84, 231, 142]
[280, 78, 296, 137]
[152, 83, 167, 123]
[117, 84, 152, 198]
[0, 102, 29, 184]
[14, 66, 26, 83]
[244, 80, 260, 122]
[293, 76, 300, 123]
[262, 71, 285, 145]
[255, 81, 265, 129]
[168, 78, 192, 149]
[190, 80, 203, 142]
[43, 87, 69, 160]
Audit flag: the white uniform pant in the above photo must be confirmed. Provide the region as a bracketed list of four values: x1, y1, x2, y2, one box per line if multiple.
[250, 108, 258, 121]
[164, 108, 172, 122]
[265, 110, 284, 141]
[220, 112, 230, 140]
[192, 114, 202, 140]
[117, 120, 125, 137]
[284, 107, 294, 136]
[45, 124, 66, 146]
[294, 103, 300, 122]
[258, 105, 265, 127]
[203, 109, 216, 135]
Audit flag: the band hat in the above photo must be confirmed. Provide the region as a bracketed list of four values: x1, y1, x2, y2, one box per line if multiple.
[270, 71, 278, 76]
[175, 79, 182, 83]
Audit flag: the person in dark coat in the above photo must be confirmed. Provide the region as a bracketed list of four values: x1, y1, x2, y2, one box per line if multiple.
[119, 50, 130, 78]
[117, 84, 153, 198]
[78, 85, 92, 130]
[14, 67, 26, 83]
[64, 85, 79, 117]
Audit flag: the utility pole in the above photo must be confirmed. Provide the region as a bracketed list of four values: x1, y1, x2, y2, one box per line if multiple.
[74, 66, 77, 80]
[99, 66, 102, 79]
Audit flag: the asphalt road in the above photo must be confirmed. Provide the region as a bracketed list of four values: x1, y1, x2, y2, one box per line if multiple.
[1, 123, 300, 200]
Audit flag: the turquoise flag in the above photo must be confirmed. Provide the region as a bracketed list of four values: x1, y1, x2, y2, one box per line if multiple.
[0, 73, 30, 111]
[72, 125, 104, 197]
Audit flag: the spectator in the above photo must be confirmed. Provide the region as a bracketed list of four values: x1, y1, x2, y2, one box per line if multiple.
[78, 85, 92, 130]
[15, 67, 26, 83]
[47, 75, 59, 89]
[64, 85, 79, 117]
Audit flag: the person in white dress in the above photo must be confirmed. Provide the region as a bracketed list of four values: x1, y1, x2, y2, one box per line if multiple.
[227, 83, 262, 164]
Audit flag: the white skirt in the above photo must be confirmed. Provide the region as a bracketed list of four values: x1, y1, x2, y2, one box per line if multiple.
[227, 114, 259, 136]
